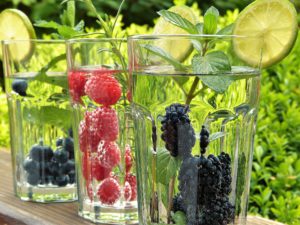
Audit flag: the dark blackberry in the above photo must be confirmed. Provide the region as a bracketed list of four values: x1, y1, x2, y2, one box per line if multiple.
[178, 157, 199, 225]
[63, 137, 74, 159]
[12, 79, 28, 96]
[198, 196, 235, 225]
[61, 160, 75, 174]
[197, 155, 222, 205]
[200, 126, 210, 154]
[218, 152, 232, 195]
[56, 138, 64, 147]
[161, 103, 195, 158]
[172, 194, 186, 213]
[68, 170, 76, 184]
[23, 159, 39, 173]
[27, 172, 40, 186]
[55, 175, 70, 187]
[29, 145, 43, 161]
[53, 149, 69, 163]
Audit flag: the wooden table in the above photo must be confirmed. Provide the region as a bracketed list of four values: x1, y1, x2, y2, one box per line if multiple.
[0, 150, 285, 225]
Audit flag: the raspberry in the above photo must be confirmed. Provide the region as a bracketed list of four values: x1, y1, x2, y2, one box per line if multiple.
[124, 181, 132, 201]
[125, 173, 137, 201]
[79, 107, 119, 152]
[98, 141, 121, 169]
[125, 144, 133, 172]
[68, 70, 87, 104]
[85, 71, 122, 106]
[82, 152, 111, 181]
[97, 177, 121, 205]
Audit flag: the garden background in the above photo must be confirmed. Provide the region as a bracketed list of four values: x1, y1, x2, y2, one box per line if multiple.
[0, 0, 299, 224]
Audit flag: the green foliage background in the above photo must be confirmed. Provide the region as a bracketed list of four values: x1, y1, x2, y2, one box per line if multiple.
[0, 0, 300, 224]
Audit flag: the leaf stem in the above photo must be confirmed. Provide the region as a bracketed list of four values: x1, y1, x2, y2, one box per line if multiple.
[185, 77, 200, 105]
[167, 177, 176, 223]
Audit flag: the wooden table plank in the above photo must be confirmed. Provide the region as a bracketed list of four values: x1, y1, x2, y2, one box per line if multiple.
[0, 149, 285, 225]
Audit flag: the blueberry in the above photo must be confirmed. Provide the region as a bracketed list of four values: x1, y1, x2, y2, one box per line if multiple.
[23, 159, 39, 173]
[68, 170, 76, 184]
[53, 149, 69, 163]
[48, 161, 64, 176]
[56, 138, 63, 147]
[27, 172, 40, 186]
[55, 175, 70, 187]
[41, 146, 54, 162]
[12, 79, 28, 96]
[29, 145, 43, 161]
[63, 137, 74, 159]
[61, 160, 75, 174]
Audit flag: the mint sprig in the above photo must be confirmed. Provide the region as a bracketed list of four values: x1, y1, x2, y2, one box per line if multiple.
[203, 6, 219, 34]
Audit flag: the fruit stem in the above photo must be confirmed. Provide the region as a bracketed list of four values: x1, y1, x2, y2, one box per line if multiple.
[167, 176, 176, 223]
[185, 77, 200, 105]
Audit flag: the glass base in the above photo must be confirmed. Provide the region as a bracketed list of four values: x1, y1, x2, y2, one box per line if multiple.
[79, 200, 138, 224]
[17, 183, 77, 203]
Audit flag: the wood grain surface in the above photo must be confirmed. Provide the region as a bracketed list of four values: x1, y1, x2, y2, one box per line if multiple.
[0, 149, 285, 225]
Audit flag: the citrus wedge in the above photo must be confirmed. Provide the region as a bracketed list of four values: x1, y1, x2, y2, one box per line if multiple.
[0, 9, 36, 61]
[153, 6, 198, 62]
[233, 0, 298, 68]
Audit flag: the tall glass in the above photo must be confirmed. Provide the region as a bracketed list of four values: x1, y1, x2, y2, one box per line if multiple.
[67, 38, 138, 224]
[2, 40, 77, 202]
[128, 35, 261, 225]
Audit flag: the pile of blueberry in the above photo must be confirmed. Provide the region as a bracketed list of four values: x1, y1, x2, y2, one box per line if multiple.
[23, 137, 75, 187]
[161, 103, 235, 225]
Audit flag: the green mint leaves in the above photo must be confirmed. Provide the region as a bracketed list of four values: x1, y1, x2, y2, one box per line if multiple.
[203, 6, 219, 34]
[158, 10, 198, 34]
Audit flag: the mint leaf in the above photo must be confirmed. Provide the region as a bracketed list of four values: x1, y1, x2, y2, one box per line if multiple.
[34, 20, 83, 38]
[156, 148, 181, 185]
[203, 6, 219, 34]
[171, 211, 187, 225]
[217, 23, 234, 35]
[142, 44, 186, 71]
[158, 10, 198, 34]
[35, 54, 68, 89]
[192, 51, 232, 93]
[195, 23, 203, 33]
[23, 106, 72, 128]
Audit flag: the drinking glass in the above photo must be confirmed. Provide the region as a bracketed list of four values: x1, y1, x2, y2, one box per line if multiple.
[128, 35, 262, 225]
[66, 38, 138, 224]
[2, 39, 77, 202]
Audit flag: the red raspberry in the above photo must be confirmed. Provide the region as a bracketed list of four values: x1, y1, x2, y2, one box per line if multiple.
[97, 177, 121, 205]
[124, 181, 132, 201]
[80, 107, 119, 152]
[82, 152, 111, 181]
[125, 144, 133, 172]
[85, 71, 122, 106]
[68, 70, 87, 104]
[125, 173, 137, 201]
[86, 181, 94, 201]
[98, 141, 121, 169]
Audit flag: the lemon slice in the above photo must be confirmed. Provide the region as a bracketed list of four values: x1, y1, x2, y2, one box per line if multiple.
[153, 6, 198, 62]
[233, 0, 298, 68]
[0, 9, 36, 61]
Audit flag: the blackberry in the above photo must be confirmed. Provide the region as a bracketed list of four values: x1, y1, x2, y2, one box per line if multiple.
[23, 159, 39, 173]
[53, 149, 69, 163]
[197, 155, 222, 205]
[27, 172, 40, 186]
[200, 126, 210, 154]
[12, 79, 28, 96]
[56, 138, 64, 147]
[198, 196, 235, 225]
[55, 175, 70, 187]
[218, 152, 232, 195]
[63, 137, 74, 160]
[29, 145, 43, 161]
[172, 194, 186, 213]
[161, 103, 195, 158]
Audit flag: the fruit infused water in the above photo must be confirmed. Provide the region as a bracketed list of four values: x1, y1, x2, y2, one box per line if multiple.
[67, 39, 138, 224]
[3, 40, 77, 203]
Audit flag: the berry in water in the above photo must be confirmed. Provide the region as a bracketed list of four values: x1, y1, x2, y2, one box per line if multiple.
[124, 181, 132, 201]
[85, 71, 122, 106]
[97, 177, 121, 205]
[161, 103, 195, 158]
[23, 159, 39, 173]
[12, 79, 28, 96]
[97, 141, 121, 169]
[53, 149, 69, 164]
[68, 70, 87, 104]
[125, 144, 133, 172]
[125, 173, 137, 201]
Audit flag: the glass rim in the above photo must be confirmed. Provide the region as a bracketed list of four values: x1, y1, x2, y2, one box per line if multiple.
[128, 34, 252, 41]
[66, 38, 126, 44]
[1, 39, 65, 45]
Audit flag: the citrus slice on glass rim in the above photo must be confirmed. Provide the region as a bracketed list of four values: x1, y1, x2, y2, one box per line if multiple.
[233, 0, 298, 68]
[0, 9, 36, 61]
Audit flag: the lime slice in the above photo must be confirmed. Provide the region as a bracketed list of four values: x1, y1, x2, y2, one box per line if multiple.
[0, 9, 36, 61]
[153, 6, 198, 62]
[233, 0, 298, 68]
